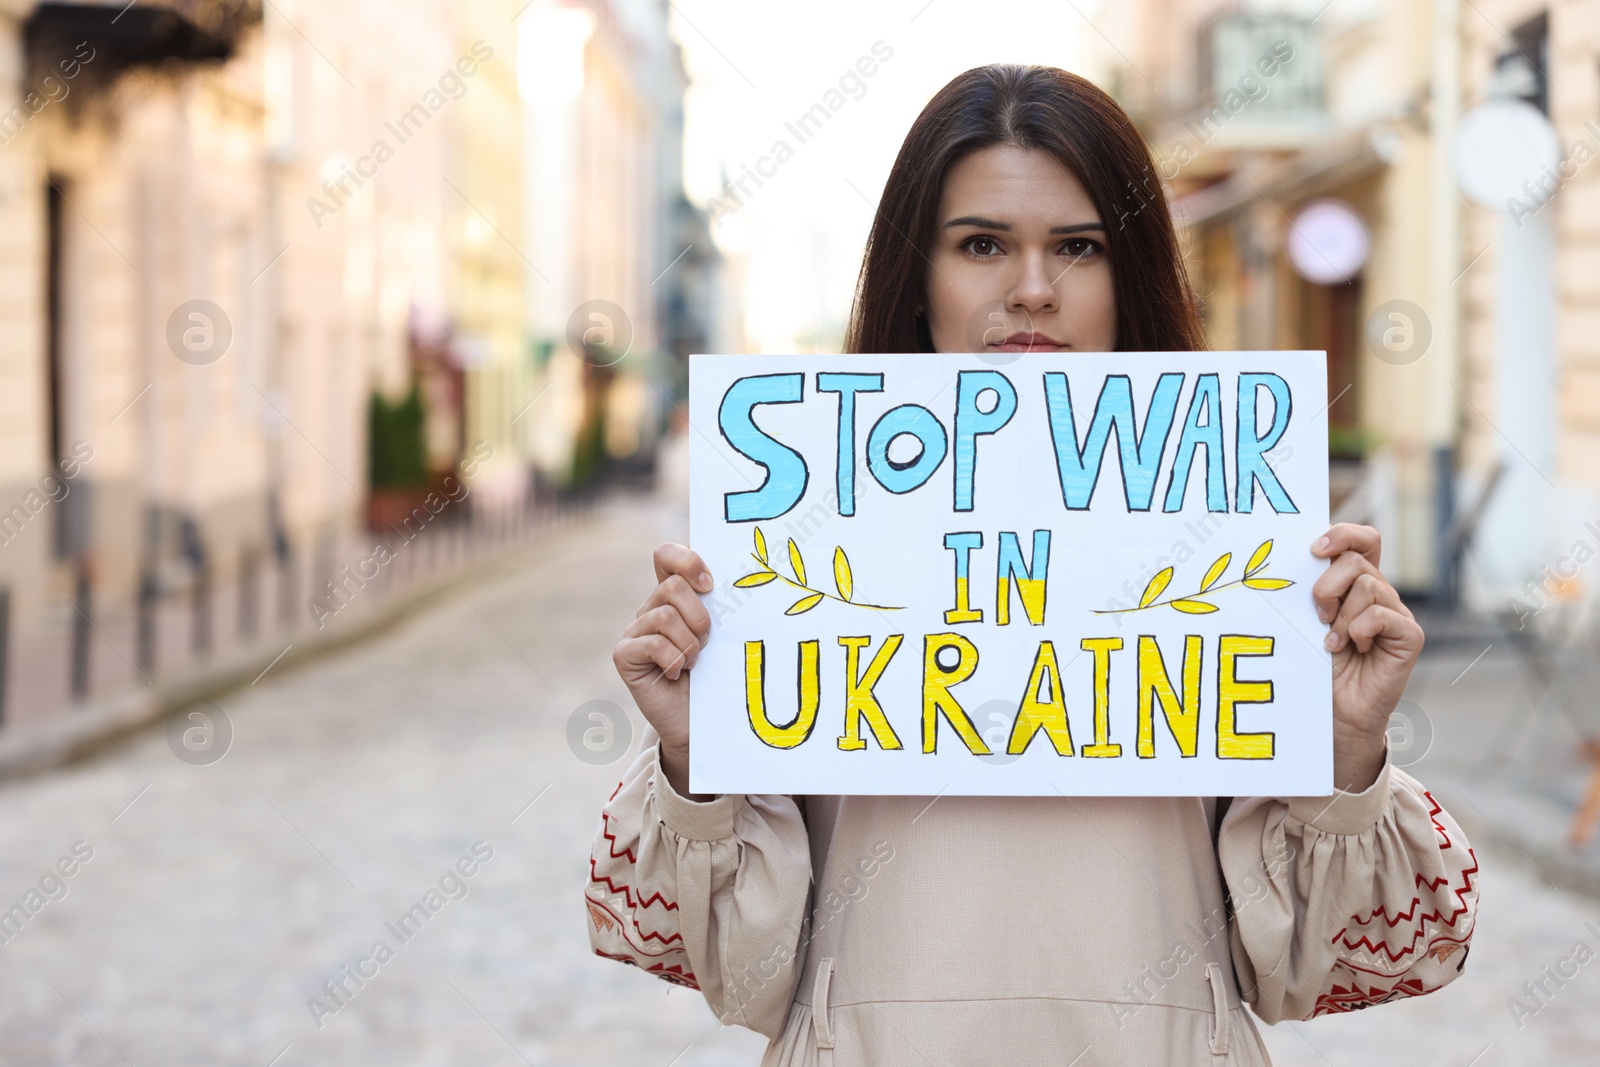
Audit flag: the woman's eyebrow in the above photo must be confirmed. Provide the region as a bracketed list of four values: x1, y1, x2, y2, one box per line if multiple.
[941, 215, 1105, 234]
[943, 215, 1012, 230]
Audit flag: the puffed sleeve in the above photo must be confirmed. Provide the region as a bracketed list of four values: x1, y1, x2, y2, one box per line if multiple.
[1218, 751, 1479, 1022]
[584, 723, 814, 1039]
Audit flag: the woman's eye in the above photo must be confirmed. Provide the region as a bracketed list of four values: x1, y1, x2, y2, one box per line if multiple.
[1062, 237, 1102, 259]
[961, 236, 1001, 258]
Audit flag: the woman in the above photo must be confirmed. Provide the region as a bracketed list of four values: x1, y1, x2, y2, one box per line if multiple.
[586, 64, 1478, 1065]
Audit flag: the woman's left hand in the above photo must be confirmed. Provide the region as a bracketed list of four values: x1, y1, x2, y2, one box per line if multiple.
[1310, 523, 1425, 793]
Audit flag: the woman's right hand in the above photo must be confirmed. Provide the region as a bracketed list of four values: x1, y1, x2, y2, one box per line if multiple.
[612, 543, 713, 786]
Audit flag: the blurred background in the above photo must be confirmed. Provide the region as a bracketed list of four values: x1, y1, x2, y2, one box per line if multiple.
[0, 0, 1598, 1063]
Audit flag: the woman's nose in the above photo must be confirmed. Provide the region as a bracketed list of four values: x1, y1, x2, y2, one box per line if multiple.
[1006, 252, 1058, 312]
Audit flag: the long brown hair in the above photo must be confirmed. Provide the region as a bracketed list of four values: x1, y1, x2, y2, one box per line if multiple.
[844, 64, 1205, 354]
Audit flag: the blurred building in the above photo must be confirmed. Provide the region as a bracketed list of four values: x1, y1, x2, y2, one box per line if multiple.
[517, 0, 721, 487]
[1086, 0, 1598, 609]
[0, 0, 702, 727]
[0, 0, 322, 728]
[1456, 1, 1595, 614]
[447, 0, 527, 514]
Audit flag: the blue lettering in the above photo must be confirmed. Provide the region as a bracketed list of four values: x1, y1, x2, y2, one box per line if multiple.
[719, 374, 810, 521]
[866, 404, 947, 495]
[1044, 373, 1184, 511]
[1163, 373, 1227, 512]
[1235, 373, 1298, 514]
[953, 370, 1017, 512]
[817, 372, 883, 518]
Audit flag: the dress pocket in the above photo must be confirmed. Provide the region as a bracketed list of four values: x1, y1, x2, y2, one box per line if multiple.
[1204, 961, 1232, 1056]
[810, 956, 836, 1067]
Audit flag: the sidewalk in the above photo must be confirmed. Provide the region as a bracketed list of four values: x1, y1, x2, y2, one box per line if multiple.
[0, 498, 599, 785]
[1399, 609, 1600, 899]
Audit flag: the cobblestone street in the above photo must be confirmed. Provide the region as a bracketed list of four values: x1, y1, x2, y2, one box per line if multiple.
[0, 493, 1596, 1066]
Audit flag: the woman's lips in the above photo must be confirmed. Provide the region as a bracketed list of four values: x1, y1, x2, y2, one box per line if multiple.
[992, 332, 1067, 351]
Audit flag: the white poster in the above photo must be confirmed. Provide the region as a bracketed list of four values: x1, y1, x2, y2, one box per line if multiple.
[688, 351, 1331, 797]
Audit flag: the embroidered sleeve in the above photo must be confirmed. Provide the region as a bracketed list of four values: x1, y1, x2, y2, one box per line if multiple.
[584, 723, 813, 1039]
[1218, 753, 1479, 1023]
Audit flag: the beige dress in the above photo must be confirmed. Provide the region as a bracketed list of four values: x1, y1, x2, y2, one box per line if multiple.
[585, 723, 1478, 1065]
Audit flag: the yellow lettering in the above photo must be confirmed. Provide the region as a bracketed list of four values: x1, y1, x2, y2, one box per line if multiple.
[996, 576, 1047, 626]
[1006, 640, 1073, 755]
[1137, 635, 1201, 758]
[1080, 637, 1124, 757]
[837, 634, 905, 751]
[921, 633, 989, 754]
[1218, 635, 1274, 759]
[744, 639, 820, 749]
[944, 576, 982, 624]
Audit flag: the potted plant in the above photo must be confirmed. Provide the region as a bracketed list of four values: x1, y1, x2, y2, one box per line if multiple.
[365, 383, 431, 533]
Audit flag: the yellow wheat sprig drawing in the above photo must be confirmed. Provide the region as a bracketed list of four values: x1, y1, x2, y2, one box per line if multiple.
[734, 526, 903, 614]
[1092, 539, 1294, 616]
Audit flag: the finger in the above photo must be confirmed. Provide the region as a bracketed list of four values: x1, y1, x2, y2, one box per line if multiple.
[1325, 573, 1398, 651]
[615, 633, 692, 682]
[614, 633, 677, 680]
[1311, 523, 1381, 569]
[1311, 550, 1383, 624]
[625, 605, 703, 670]
[654, 542, 713, 593]
[1344, 603, 1425, 657]
[636, 574, 713, 640]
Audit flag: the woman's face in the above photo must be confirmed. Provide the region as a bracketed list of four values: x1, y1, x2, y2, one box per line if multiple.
[923, 143, 1116, 354]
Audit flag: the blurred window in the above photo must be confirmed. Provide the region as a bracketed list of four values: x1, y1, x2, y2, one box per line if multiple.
[1201, 14, 1324, 119]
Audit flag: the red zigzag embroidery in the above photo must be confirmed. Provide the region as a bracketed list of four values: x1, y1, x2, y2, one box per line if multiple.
[593, 948, 700, 990]
[587, 894, 686, 953]
[587, 785, 685, 949]
[1330, 792, 1479, 965]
